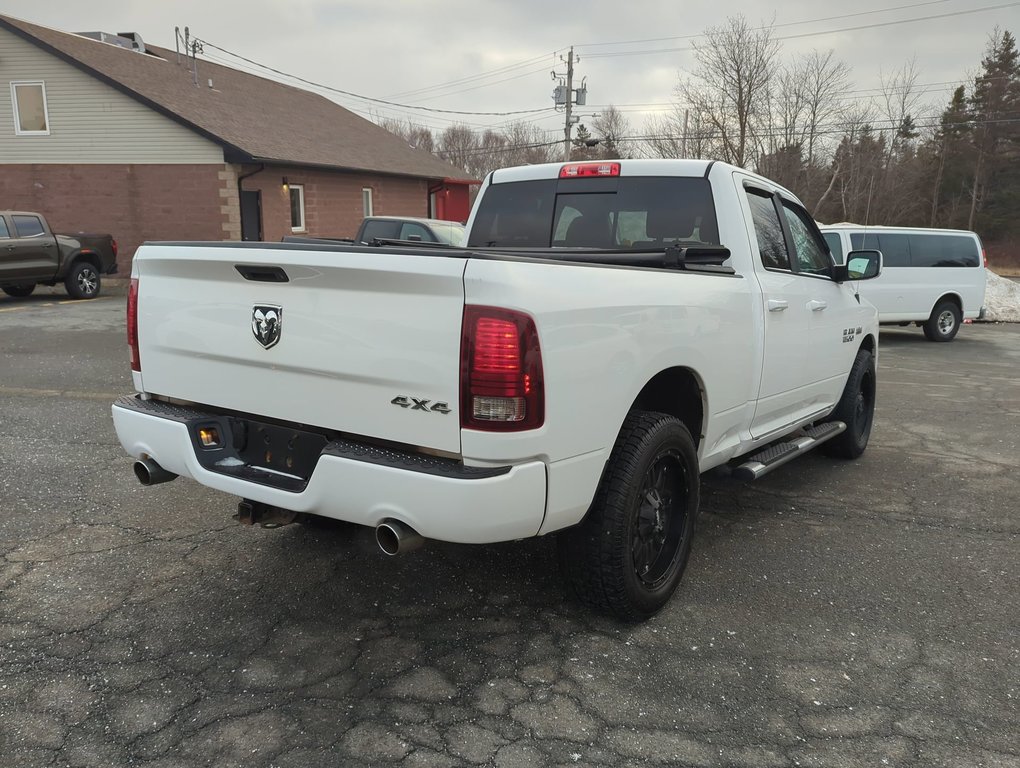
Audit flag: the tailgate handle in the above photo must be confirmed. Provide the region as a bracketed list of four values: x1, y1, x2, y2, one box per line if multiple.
[235, 265, 289, 283]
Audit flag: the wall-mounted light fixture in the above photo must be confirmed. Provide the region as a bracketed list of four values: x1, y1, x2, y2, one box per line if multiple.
[282, 176, 289, 190]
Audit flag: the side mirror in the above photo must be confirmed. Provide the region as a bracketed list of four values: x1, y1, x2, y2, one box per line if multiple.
[833, 249, 882, 282]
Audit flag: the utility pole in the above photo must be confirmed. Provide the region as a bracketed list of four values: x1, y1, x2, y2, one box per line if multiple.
[563, 47, 575, 161]
[551, 49, 585, 161]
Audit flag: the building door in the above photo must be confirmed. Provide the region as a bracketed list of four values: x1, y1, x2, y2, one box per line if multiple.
[240, 190, 262, 241]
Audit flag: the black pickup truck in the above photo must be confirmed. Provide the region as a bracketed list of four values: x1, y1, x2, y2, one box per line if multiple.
[0, 211, 117, 299]
[284, 216, 466, 248]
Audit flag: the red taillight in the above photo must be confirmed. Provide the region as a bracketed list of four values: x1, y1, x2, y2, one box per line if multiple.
[127, 277, 140, 372]
[559, 162, 621, 178]
[112, 239, 119, 259]
[461, 306, 544, 431]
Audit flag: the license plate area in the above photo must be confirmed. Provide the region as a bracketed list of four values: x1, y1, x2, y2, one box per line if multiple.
[189, 416, 328, 492]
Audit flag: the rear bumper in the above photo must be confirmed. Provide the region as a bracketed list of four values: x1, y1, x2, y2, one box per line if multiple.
[111, 397, 547, 544]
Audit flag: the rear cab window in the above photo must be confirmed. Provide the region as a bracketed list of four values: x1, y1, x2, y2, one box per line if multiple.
[744, 190, 790, 271]
[12, 214, 45, 238]
[467, 176, 721, 251]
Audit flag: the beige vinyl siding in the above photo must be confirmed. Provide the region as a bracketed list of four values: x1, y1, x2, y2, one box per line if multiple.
[0, 27, 222, 163]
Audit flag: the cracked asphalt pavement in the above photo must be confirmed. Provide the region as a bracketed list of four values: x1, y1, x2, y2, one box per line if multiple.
[1, 293, 1018, 767]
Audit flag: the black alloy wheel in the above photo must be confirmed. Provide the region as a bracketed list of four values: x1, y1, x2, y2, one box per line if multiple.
[558, 410, 700, 622]
[631, 448, 690, 590]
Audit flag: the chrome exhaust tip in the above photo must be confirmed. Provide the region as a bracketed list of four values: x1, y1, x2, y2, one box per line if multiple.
[133, 458, 178, 486]
[376, 519, 425, 556]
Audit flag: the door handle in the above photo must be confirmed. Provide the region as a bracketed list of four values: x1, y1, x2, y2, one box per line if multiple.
[767, 299, 788, 312]
[807, 300, 828, 311]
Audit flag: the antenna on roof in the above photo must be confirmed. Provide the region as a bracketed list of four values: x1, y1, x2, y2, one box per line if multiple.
[173, 26, 204, 86]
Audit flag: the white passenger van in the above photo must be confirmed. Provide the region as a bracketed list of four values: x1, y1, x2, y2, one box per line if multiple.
[819, 224, 986, 342]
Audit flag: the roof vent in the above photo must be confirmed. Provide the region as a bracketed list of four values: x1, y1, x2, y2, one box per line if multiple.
[76, 31, 146, 53]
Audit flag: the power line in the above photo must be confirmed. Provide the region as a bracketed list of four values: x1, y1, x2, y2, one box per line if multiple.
[576, 0, 957, 48]
[197, 50, 507, 131]
[442, 115, 1019, 158]
[385, 50, 563, 101]
[197, 38, 554, 116]
[583, 3, 1020, 59]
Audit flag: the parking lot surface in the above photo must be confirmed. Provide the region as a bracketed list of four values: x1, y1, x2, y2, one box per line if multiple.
[1, 296, 1018, 768]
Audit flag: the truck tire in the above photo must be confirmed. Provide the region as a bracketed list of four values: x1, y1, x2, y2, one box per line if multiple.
[922, 300, 961, 342]
[65, 261, 101, 300]
[558, 411, 699, 622]
[820, 347, 875, 459]
[2, 283, 36, 298]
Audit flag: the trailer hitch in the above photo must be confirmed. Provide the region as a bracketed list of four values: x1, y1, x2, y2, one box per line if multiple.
[234, 500, 297, 528]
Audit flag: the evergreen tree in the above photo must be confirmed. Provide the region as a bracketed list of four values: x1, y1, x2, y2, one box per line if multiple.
[967, 29, 1020, 238]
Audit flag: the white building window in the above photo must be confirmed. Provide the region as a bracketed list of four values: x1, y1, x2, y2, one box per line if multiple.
[362, 187, 374, 217]
[11, 81, 50, 135]
[289, 184, 305, 232]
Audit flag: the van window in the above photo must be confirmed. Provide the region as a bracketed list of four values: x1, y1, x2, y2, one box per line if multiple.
[851, 233, 910, 267]
[909, 234, 979, 267]
[0, 217, 9, 239]
[823, 233, 843, 264]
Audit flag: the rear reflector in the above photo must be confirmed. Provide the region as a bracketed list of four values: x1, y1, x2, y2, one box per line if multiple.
[127, 277, 140, 372]
[559, 162, 621, 178]
[461, 306, 544, 431]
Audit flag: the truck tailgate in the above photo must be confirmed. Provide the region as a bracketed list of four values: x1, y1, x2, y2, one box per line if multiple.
[134, 244, 467, 455]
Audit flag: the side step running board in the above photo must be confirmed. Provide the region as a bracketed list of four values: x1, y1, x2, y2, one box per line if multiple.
[733, 422, 846, 481]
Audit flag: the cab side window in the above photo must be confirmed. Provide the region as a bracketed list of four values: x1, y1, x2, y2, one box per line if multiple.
[399, 222, 435, 242]
[781, 203, 832, 275]
[12, 215, 45, 238]
[745, 190, 789, 270]
[0, 217, 10, 239]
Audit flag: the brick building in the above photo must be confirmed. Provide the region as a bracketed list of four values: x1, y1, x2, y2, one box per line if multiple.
[0, 15, 476, 271]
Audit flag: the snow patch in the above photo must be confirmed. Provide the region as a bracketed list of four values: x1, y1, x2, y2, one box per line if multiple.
[983, 271, 1020, 323]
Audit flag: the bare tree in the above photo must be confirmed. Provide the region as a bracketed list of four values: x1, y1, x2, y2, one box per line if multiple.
[377, 117, 436, 154]
[500, 121, 556, 167]
[436, 124, 480, 175]
[800, 50, 851, 168]
[641, 107, 713, 159]
[676, 15, 780, 167]
[592, 105, 632, 158]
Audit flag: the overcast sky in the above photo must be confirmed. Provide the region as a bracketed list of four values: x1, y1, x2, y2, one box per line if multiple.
[4, 0, 1018, 143]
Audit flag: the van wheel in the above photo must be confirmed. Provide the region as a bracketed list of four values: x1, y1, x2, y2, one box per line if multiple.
[821, 348, 875, 459]
[558, 411, 699, 622]
[923, 300, 961, 342]
[2, 283, 36, 298]
[65, 262, 101, 300]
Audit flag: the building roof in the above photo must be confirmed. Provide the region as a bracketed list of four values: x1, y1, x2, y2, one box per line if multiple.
[0, 14, 474, 182]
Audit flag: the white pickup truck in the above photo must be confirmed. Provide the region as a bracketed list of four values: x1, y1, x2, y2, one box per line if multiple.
[112, 159, 882, 621]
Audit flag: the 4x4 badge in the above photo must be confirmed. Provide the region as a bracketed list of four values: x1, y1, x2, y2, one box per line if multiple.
[252, 305, 283, 349]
